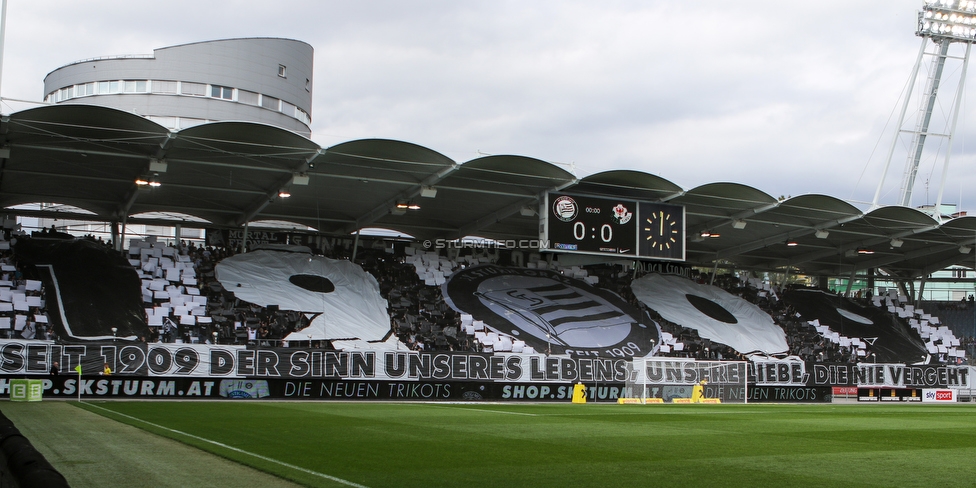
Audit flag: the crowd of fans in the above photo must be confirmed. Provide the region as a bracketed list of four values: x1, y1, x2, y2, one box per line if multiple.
[0, 229, 973, 366]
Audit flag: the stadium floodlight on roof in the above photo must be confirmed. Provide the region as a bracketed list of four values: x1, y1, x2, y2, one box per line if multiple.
[873, 1, 976, 217]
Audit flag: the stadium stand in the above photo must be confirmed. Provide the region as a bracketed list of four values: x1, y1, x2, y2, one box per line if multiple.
[0, 229, 971, 366]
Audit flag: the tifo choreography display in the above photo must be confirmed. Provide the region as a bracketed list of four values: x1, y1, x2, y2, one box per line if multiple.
[0, 230, 972, 403]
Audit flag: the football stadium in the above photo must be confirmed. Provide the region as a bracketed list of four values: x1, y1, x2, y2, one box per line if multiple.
[1, 2, 976, 487]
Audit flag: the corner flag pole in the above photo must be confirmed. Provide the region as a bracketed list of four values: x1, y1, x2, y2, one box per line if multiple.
[74, 364, 82, 401]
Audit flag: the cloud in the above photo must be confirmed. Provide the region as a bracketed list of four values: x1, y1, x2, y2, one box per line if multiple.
[6, 0, 967, 209]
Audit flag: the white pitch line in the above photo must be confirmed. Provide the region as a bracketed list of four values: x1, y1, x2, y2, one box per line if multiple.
[82, 402, 369, 488]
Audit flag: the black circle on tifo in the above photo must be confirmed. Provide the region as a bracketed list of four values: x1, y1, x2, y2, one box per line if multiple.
[289, 274, 336, 293]
[685, 294, 737, 324]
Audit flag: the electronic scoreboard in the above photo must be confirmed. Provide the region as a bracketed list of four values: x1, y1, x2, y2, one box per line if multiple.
[542, 192, 685, 261]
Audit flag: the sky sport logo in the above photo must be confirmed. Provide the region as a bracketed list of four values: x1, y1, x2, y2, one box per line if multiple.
[925, 390, 953, 401]
[423, 238, 550, 250]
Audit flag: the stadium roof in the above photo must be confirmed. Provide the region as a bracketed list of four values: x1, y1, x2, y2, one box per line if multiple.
[3, 104, 976, 280]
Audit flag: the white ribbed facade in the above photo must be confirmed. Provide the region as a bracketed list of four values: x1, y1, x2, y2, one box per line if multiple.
[43, 38, 313, 136]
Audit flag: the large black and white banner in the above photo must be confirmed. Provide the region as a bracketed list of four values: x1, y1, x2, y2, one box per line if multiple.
[630, 273, 789, 356]
[215, 249, 392, 345]
[442, 265, 661, 358]
[206, 229, 320, 250]
[782, 289, 929, 364]
[14, 238, 151, 341]
[0, 340, 632, 383]
[750, 358, 970, 389]
[0, 341, 968, 388]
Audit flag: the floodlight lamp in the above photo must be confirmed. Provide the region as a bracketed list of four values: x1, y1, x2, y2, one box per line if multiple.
[420, 186, 438, 198]
[857, 248, 874, 255]
[137, 172, 161, 187]
[732, 219, 747, 229]
[519, 206, 537, 217]
[890, 238, 904, 248]
[395, 202, 410, 209]
[278, 188, 291, 198]
[407, 202, 421, 210]
[700, 230, 711, 237]
[709, 232, 720, 238]
[960, 245, 972, 254]
[815, 229, 829, 239]
[786, 240, 798, 247]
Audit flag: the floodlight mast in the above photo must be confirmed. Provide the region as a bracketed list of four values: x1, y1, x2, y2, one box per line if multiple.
[872, 0, 976, 216]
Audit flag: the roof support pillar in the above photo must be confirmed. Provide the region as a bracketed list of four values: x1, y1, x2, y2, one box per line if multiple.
[350, 228, 362, 263]
[239, 223, 249, 254]
[866, 268, 875, 299]
[111, 221, 120, 253]
[916, 276, 927, 309]
[845, 268, 856, 297]
[120, 217, 128, 256]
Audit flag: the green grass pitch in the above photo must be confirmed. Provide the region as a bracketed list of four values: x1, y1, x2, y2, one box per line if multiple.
[72, 401, 976, 487]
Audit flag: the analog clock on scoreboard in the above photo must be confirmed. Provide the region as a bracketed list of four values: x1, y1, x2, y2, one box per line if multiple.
[544, 193, 638, 257]
[637, 201, 685, 261]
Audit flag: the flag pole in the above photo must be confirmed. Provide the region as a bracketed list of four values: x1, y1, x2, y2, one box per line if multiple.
[74, 364, 82, 402]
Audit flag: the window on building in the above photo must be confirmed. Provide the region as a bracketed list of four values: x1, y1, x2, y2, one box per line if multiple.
[123, 80, 148, 93]
[278, 65, 286, 78]
[97, 81, 121, 94]
[75, 83, 94, 97]
[261, 95, 279, 111]
[305, 78, 311, 92]
[210, 85, 233, 100]
[238, 90, 259, 105]
[296, 107, 311, 125]
[59, 87, 73, 100]
[180, 82, 207, 96]
[152, 80, 177, 94]
[281, 101, 296, 117]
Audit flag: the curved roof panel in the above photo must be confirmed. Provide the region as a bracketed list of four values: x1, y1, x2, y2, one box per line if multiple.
[570, 170, 683, 201]
[3, 103, 976, 279]
[370, 155, 576, 241]
[1, 105, 170, 218]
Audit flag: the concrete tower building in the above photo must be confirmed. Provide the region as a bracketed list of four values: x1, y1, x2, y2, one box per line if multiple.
[42, 38, 313, 136]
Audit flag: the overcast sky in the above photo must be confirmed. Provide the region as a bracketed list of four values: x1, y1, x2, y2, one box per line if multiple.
[4, 0, 973, 210]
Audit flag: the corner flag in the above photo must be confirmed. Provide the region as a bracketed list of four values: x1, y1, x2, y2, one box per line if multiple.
[74, 365, 82, 374]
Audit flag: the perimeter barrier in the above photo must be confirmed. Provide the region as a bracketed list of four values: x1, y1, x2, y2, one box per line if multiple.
[0, 410, 69, 488]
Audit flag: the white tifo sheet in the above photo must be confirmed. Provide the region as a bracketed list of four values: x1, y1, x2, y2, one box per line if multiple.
[631, 273, 788, 356]
[215, 249, 391, 343]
